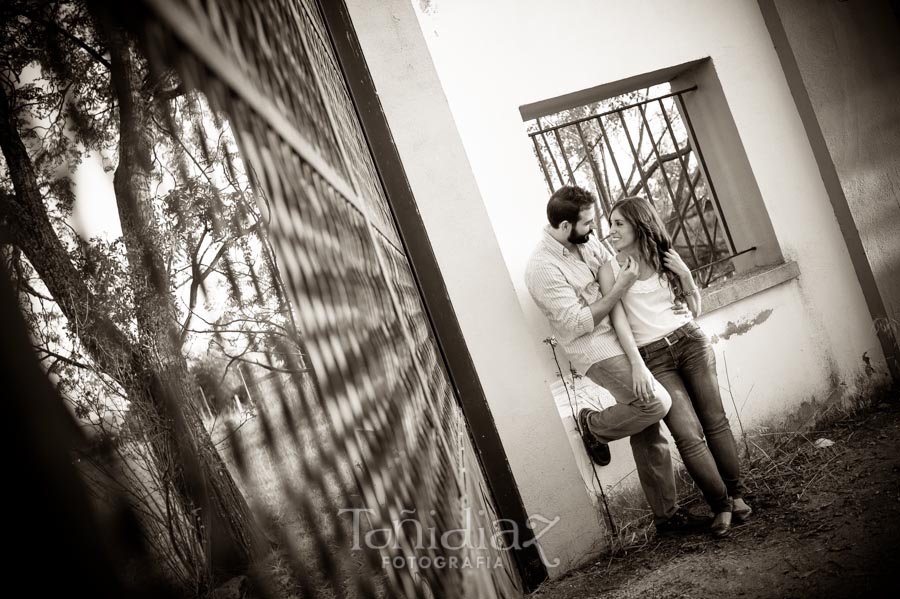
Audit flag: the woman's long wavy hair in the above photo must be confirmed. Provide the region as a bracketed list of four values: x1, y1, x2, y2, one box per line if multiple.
[609, 196, 685, 300]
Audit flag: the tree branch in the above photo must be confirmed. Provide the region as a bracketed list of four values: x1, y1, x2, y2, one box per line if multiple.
[222, 353, 309, 375]
[627, 144, 693, 196]
[22, 12, 112, 70]
[34, 346, 92, 371]
[0, 85, 136, 379]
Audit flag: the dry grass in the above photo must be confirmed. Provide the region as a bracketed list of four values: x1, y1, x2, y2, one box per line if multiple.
[589, 380, 896, 563]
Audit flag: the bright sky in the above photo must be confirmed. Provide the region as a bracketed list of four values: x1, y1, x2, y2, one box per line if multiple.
[70, 152, 122, 240]
[19, 60, 238, 363]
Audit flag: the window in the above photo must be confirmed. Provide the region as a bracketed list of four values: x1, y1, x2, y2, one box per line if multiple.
[527, 82, 754, 286]
[522, 58, 787, 291]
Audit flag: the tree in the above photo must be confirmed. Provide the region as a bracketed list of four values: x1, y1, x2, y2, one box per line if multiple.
[0, 0, 284, 588]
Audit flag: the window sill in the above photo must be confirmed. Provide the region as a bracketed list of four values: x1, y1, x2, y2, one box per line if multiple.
[701, 261, 800, 314]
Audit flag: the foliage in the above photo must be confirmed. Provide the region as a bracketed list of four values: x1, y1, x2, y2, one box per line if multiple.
[1, 0, 295, 588]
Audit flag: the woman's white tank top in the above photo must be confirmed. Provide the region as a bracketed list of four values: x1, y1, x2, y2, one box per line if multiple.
[611, 256, 693, 347]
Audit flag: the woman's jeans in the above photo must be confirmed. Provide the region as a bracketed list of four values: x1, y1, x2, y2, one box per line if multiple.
[642, 322, 747, 514]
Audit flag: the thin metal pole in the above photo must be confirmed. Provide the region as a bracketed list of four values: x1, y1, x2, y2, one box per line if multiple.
[553, 128, 577, 184]
[637, 103, 699, 267]
[596, 116, 626, 195]
[675, 92, 737, 254]
[618, 108, 651, 198]
[704, 218, 722, 286]
[659, 98, 717, 267]
[539, 120, 565, 185]
[667, 170, 703, 266]
[599, 143, 612, 206]
[638, 102, 678, 203]
[575, 121, 611, 214]
[532, 134, 555, 193]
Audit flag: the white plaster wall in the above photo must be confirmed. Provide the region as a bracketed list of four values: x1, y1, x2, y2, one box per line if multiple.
[347, 0, 892, 578]
[568, 275, 887, 498]
[769, 0, 900, 324]
[408, 0, 888, 393]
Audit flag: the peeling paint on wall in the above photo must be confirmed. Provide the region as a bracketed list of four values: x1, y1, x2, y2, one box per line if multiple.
[863, 352, 876, 376]
[710, 309, 774, 343]
[417, 0, 437, 15]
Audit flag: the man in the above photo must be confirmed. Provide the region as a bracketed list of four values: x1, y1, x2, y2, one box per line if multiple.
[525, 185, 703, 534]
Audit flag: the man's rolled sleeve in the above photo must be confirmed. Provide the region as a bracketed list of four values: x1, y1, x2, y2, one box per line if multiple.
[526, 263, 595, 344]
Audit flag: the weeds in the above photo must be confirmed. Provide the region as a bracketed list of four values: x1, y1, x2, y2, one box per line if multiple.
[545, 333, 898, 565]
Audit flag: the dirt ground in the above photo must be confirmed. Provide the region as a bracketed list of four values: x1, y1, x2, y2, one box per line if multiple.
[530, 398, 900, 599]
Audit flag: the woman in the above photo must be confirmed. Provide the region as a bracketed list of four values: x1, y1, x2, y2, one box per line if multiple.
[599, 196, 751, 537]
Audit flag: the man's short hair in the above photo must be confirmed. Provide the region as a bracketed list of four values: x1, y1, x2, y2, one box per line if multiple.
[546, 185, 596, 228]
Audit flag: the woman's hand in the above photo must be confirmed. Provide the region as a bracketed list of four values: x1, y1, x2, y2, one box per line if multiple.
[631, 362, 657, 403]
[671, 299, 691, 316]
[663, 249, 691, 279]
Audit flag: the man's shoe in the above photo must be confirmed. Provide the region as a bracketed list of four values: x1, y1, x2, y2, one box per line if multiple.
[577, 408, 611, 466]
[732, 498, 753, 523]
[655, 507, 710, 535]
[711, 511, 732, 537]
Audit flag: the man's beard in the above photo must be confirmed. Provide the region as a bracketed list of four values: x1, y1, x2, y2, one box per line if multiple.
[568, 229, 592, 244]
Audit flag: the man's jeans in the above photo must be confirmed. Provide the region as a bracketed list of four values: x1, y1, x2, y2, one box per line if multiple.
[644, 322, 747, 515]
[584, 354, 679, 522]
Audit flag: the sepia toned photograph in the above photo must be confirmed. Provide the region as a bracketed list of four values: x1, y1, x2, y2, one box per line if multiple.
[2, 1, 898, 598]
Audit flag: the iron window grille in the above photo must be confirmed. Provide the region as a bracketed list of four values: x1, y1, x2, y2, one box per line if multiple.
[527, 86, 755, 287]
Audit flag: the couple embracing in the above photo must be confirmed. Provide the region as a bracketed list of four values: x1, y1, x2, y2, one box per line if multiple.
[525, 185, 750, 537]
